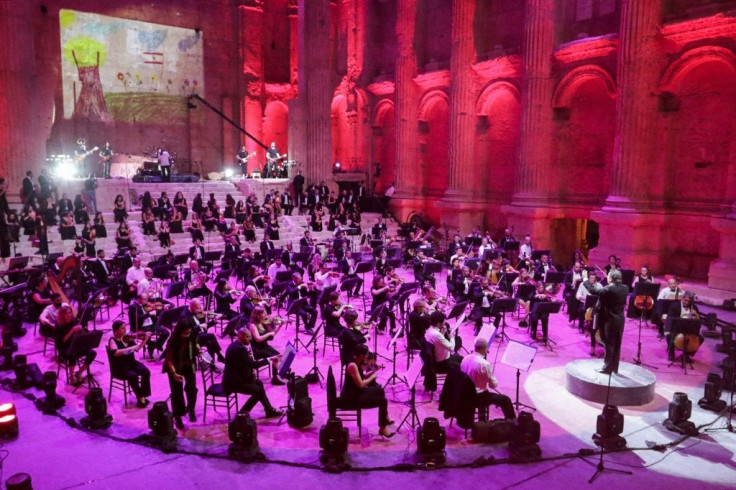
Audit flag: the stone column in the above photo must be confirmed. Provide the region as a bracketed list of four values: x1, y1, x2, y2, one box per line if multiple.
[502, 0, 556, 242]
[439, 0, 484, 230]
[288, 0, 299, 86]
[590, 0, 664, 269]
[238, 1, 265, 175]
[391, 0, 420, 219]
[289, 0, 332, 185]
[0, 1, 40, 190]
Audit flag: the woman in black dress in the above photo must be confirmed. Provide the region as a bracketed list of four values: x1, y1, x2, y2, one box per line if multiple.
[188, 213, 204, 242]
[55, 305, 98, 386]
[59, 212, 77, 240]
[170, 209, 184, 234]
[248, 306, 285, 385]
[192, 193, 204, 216]
[141, 207, 156, 235]
[242, 216, 256, 243]
[174, 191, 188, 220]
[73, 194, 89, 224]
[341, 344, 394, 438]
[235, 200, 246, 224]
[108, 319, 151, 408]
[93, 211, 107, 238]
[81, 222, 96, 257]
[158, 220, 172, 248]
[113, 194, 128, 223]
[116, 222, 132, 249]
[224, 194, 235, 219]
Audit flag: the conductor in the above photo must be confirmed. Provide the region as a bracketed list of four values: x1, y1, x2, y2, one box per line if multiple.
[595, 269, 629, 375]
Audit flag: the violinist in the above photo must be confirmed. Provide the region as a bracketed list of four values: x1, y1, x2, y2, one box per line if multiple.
[249, 306, 286, 385]
[214, 278, 239, 319]
[108, 320, 151, 408]
[424, 310, 462, 373]
[180, 298, 225, 364]
[315, 262, 341, 290]
[126, 256, 145, 299]
[128, 293, 170, 359]
[576, 272, 600, 353]
[323, 292, 352, 337]
[338, 309, 370, 369]
[423, 285, 447, 312]
[407, 300, 430, 350]
[451, 265, 474, 303]
[564, 262, 586, 325]
[55, 305, 97, 386]
[163, 320, 200, 429]
[339, 250, 363, 295]
[374, 249, 389, 277]
[512, 268, 536, 327]
[470, 278, 502, 336]
[529, 282, 554, 342]
[411, 251, 436, 289]
[285, 273, 318, 335]
[370, 275, 397, 335]
[603, 255, 620, 285]
[662, 291, 703, 362]
[533, 253, 556, 282]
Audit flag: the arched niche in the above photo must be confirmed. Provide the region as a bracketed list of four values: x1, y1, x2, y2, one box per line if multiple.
[263, 100, 289, 156]
[331, 94, 349, 168]
[371, 99, 395, 195]
[551, 66, 617, 204]
[417, 90, 449, 197]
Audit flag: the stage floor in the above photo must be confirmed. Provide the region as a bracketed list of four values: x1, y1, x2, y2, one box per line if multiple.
[3, 272, 736, 488]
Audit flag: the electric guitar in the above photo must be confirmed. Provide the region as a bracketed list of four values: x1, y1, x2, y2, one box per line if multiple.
[75, 146, 99, 163]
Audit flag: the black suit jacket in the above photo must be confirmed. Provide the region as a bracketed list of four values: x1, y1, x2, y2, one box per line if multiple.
[86, 259, 110, 285]
[222, 341, 269, 393]
[599, 283, 629, 329]
[260, 240, 274, 258]
[189, 245, 205, 261]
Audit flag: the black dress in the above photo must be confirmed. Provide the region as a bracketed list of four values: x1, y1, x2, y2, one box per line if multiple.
[109, 337, 151, 399]
[251, 324, 279, 359]
[341, 363, 389, 428]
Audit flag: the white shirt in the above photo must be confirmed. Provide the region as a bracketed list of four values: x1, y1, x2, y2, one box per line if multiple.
[658, 287, 680, 300]
[158, 150, 170, 167]
[576, 281, 598, 302]
[425, 327, 454, 363]
[519, 243, 533, 260]
[126, 266, 146, 286]
[267, 262, 287, 282]
[315, 270, 339, 290]
[461, 352, 498, 393]
[39, 304, 61, 326]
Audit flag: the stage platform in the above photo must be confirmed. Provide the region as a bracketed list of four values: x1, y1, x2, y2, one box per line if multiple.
[565, 360, 657, 406]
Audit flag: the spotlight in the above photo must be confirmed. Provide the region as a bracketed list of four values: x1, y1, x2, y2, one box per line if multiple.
[80, 387, 112, 430]
[509, 411, 541, 462]
[147, 401, 177, 450]
[12, 355, 29, 389]
[698, 373, 727, 412]
[228, 411, 262, 460]
[52, 157, 78, 180]
[416, 417, 446, 465]
[663, 392, 698, 436]
[35, 371, 65, 414]
[319, 417, 349, 466]
[0, 403, 18, 440]
[224, 168, 234, 179]
[333, 161, 342, 173]
[593, 405, 626, 450]
[5, 473, 32, 489]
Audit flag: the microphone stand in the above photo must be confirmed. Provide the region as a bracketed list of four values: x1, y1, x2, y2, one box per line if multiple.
[704, 359, 735, 435]
[633, 300, 657, 369]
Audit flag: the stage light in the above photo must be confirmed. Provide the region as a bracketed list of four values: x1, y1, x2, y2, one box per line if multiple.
[593, 405, 626, 450]
[12, 355, 29, 389]
[147, 401, 177, 450]
[81, 387, 112, 429]
[5, 473, 32, 489]
[35, 371, 65, 414]
[0, 403, 16, 418]
[0, 413, 18, 440]
[509, 411, 541, 462]
[319, 417, 349, 466]
[224, 168, 234, 179]
[698, 373, 727, 413]
[0, 331, 16, 371]
[333, 162, 342, 173]
[54, 158, 77, 180]
[663, 392, 698, 436]
[416, 417, 446, 465]
[228, 411, 262, 460]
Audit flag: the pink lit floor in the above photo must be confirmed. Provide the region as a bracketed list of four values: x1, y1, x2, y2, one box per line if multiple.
[3, 271, 736, 489]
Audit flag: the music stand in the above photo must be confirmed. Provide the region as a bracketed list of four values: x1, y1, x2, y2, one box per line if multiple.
[277, 342, 297, 379]
[632, 282, 661, 368]
[529, 301, 563, 350]
[275, 270, 293, 282]
[620, 269, 635, 289]
[465, 258, 480, 272]
[447, 301, 469, 321]
[654, 299, 679, 338]
[340, 277, 361, 303]
[543, 271, 565, 290]
[304, 324, 324, 388]
[501, 340, 537, 412]
[292, 252, 311, 266]
[267, 248, 283, 261]
[384, 327, 409, 387]
[157, 305, 187, 329]
[286, 297, 310, 352]
[666, 318, 702, 373]
[397, 356, 424, 433]
[203, 251, 222, 263]
[422, 260, 443, 281]
[7, 256, 28, 270]
[503, 241, 520, 254]
[174, 253, 189, 266]
[490, 297, 518, 341]
[354, 260, 373, 296]
[65, 330, 104, 391]
[165, 281, 187, 306]
[464, 236, 482, 249]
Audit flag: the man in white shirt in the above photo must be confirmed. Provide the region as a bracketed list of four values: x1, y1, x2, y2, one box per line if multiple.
[519, 235, 533, 261]
[460, 337, 516, 420]
[315, 263, 340, 291]
[158, 148, 171, 181]
[267, 256, 288, 283]
[424, 310, 461, 373]
[126, 257, 146, 294]
[39, 294, 64, 335]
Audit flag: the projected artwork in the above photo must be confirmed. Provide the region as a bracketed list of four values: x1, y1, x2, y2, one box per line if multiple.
[60, 9, 204, 125]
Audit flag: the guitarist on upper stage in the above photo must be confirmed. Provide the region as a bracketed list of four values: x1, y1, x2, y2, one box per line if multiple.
[236, 145, 255, 176]
[75, 138, 99, 176]
[265, 142, 286, 178]
[98, 141, 113, 179]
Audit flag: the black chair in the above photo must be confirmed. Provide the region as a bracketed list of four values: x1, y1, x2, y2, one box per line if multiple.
[420, 341, 446, 400]
[438, 366, 486, 438]
[326, 366, 363, 438]
[199, 362, 238, 423]
[106, 347, 133, 406]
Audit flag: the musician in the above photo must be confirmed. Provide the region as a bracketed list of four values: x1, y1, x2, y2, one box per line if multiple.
[260, 233, 275, 259]
[424, 310, 462, 373]
[125, 257, 146, 297]
[264, 142, 282, 178]
[477, 237, 496, 261]
[533, 254, 556, 282]
[38, 293, 63, 338]
[189, 239, 205, 262]
[371, 275, 398, 335]
[461, 337, 516, 421]
[28, 275, 53, 322]
[98, 142, 113, 179]
[371, 218, 388, 240]
[267, 255, 287, 283]
[214, 279, 239, 319]
[157, 148, 171, 182]
[136, 267, 159, 298]
[576, 272, 600, 345]
[315, 262, 340, 292]
[382, 182, 395, 217]
[451, 265, 473, 303]
[564, 262, 585, 324]
[108, 320, 151, 408]
[163, 320, 200, 429]
[248, 306, 286, 386]
[498, 228, 516, 249]
[285, 273, 318, 335]
[323, 292, 351, 337]
[408, 300, 430, 350]
[55, 305, 97, 386]
[342, 343, 395, 438]
[512, 268, 536, 327]
[236, 145, 249, 175]
[654, 277, 684, 337]
[180, 298, 225, 363]
[571, 249, 587, 267]
[529, 284, 554, 342]
[185, 260, 211, 300]
[662, 291, 703, 362]
[595, 270, 629, 375]
[339, 250, 363, 295]
[128, 293, 170, 359]
[223, 327, 284, 418]
[471, 278, 502, 336]
[519, 235, 533, 262]
[292, 170, 305, 206]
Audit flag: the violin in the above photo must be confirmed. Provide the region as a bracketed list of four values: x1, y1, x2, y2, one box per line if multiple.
[123, 331, 151, 345]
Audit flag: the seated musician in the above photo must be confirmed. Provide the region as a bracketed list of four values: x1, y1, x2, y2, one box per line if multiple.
[86, 249, 112, 287]
[214, 278, 239, 319]
[512, 268, 535, 327]
[451, 265, 473, 303]
[125, 256, 146, 299]
[180, 298, 225, 363]
[315, 262, 341, 291]
[529, 283, 554, 342]
[285, 273, 318, 335]
[338, 309, 369, 366]
[137, 267, 161, 299]
[185, 260, 211, 300]
[461, 338, 516, 421]
[55, 305, 97, 386]
[370, 275, 397, 335]
[323, 292, 351, 338]
[423, 285, 446, 312]
[222, 327, 283, 419]
[564, 262, 585, 325]
[470, 278, 502, 336]
[662, 291, 704, 362]
[299, 230, 313, 251]
[339, 250, 363, 295]
[407, 300, 430, 350]
[248, 306, 286, 385]
[128, 293, 171, 359]
[627, 264, 654, 318]
[342, 344, 395, 438]
[533, 253, 556, 282]
[38, 293, 63, 338]
[576, 273, 601, 353]
[108, 320, 151, 408]
[189, 238, 206, 263]
[654, 277, 684, 338]
[424, 310, 462, 373]
[412, 251, 436, 289]
[266, 255, 287, 283]
[28, 275, 53, 323]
